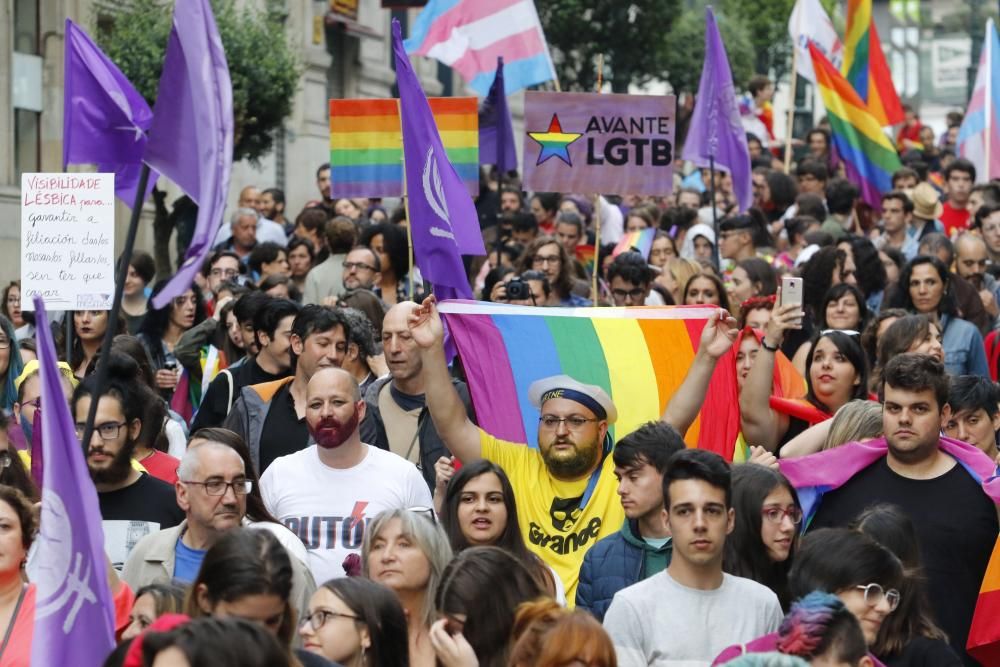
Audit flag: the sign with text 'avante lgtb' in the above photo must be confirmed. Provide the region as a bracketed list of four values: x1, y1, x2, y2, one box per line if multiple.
[522, 92, 676, 196]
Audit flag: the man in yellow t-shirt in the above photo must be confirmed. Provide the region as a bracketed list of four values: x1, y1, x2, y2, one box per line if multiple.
[408, 297, 736, 602]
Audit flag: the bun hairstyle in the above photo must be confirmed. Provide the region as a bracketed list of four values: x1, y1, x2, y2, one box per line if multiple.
[72, 351, 153, 424]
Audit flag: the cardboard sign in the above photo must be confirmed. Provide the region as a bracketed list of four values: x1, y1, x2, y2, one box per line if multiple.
[20, 173, 115, 311]
[522, 92, 676, 195]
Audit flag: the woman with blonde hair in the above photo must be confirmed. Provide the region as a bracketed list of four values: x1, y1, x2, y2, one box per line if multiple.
[822, 400, 883, 451]
[659, 257, 701, 304]
[363, 508, 453, 666]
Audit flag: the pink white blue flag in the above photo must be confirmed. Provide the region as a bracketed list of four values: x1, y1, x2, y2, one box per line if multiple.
[404, 0, 556, 97]
[958, 19, 1000, 181]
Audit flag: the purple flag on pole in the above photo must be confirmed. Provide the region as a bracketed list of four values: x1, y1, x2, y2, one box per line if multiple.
[63, 18, 158, 206]
[29, 296, 116, 666]
[144, 0, 233, 308]
[682, 6, 753, 213]
[479, 57, 518, 175]
[393, 19, 482, 296]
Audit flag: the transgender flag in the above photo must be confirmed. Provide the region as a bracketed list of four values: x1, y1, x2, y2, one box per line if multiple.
[958, 19, 1000, 181]
[404, 0, 557, 97]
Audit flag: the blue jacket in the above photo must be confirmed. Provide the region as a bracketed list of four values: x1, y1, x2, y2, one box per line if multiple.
[575, 519, 672, 621]
[940, 314, 990, 377]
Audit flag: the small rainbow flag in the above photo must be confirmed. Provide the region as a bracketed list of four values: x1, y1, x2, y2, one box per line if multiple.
[612, 228, 656, 259]
[575, 244, 596, 276]
[969, 538, 1000, 663]
[843, 0, 904, 127]
[439, 301, 740, 458]
[329, 97, 479, 198]
[809, 41, 901, 210]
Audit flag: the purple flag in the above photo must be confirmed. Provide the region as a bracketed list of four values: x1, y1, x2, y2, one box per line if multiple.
[29, 296, 116, 665]
[393, 19, 482, 296]
[63, 18, 158, 206]
[682, 7, 753, 213]
[479, 57, 518, 174]
[144, 0, 233, 308]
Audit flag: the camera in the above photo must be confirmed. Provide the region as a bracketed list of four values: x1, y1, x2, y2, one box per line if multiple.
[505, 278, 531, 301]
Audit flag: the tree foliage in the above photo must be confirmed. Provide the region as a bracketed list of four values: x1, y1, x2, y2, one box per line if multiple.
[535, 0, 682, 93]
[94, 0, 300, 164]
[661, 7, 755, 95]
[719, 0, 795, 83]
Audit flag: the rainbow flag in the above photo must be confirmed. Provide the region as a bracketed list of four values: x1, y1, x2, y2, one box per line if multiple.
[329, 97, 479, 198]
[809, 41, 901, 210]
[970, 539, 1000, 663]
[439, 301, 741, 460]
[843, 0, 904, 127]
[612, 228, 656, 259]
[575, 244, 596, 275]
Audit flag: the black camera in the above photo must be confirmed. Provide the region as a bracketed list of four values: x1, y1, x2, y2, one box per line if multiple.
[505, 278, 531, 301]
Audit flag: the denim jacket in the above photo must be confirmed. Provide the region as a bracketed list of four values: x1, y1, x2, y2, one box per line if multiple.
[941, 314, 990, 377]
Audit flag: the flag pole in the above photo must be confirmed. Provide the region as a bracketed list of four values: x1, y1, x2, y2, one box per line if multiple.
[81, 163, 150, 447]
[592, 55, 604, 305]
[784, 46, 799, 172]
[399, 98, 415, 301]
[987, 21, 993, 177]
[709, 155, 720, 271]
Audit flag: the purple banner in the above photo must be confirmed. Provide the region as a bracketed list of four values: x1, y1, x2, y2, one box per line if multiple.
[522, 91, 675, 195]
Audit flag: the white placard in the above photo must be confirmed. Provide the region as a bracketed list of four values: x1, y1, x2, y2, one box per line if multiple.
[20, 173, 116, 311]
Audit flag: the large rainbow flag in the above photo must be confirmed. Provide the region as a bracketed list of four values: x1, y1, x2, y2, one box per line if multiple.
[843, 0, 904, 127]
[329, 97, 479, 198]
[809, 41, 901, 210]
[612, 228, 656, 259]
[440, 301, 741, 459]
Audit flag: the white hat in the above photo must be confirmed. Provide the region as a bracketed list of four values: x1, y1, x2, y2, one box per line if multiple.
[528, 374, 617, 424]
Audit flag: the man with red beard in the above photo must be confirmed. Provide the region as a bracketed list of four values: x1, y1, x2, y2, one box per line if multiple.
[260, 367, 431, 584]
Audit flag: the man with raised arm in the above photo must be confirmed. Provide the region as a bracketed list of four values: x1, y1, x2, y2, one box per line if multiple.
[409, 296, 736, 601]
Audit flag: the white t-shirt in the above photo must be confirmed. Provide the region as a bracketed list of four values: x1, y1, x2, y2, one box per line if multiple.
[603, 570, 783, 667]
[261, 444, 432, 585]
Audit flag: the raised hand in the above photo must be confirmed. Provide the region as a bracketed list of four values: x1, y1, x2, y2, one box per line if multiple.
[764, 302, 804, 347]
[408, 295, 444, 350]
[699, 308, 739, 359]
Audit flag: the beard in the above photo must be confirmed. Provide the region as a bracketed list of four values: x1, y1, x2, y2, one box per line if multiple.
[541, 436, 601, 479]
[308, 407, 360, 449]
[89, 439, 136, 486]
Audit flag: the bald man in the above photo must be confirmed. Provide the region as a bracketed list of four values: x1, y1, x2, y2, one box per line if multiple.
[955, 233, 1000, 320]
[360, 302, 476, 491]
[261, 367, 431, 584]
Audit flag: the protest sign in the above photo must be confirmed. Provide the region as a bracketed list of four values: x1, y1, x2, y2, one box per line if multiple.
[329, 97, 479, 198]
[20, 172, 115, 311]
[522, 91, 675, 195]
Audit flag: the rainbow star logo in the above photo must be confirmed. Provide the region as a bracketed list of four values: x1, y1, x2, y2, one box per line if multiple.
[528, 114, 583, 167]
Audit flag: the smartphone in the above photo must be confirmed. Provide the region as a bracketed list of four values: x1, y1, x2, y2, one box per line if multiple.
[779, 276, 803, 310]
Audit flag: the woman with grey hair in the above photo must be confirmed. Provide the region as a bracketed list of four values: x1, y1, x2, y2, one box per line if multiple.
[363, 508, 453, 667]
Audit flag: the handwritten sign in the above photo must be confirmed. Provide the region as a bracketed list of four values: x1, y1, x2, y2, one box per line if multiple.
[20, 173, 115, 311]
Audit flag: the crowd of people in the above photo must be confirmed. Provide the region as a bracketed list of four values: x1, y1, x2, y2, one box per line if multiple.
[1, 98, 999, 666]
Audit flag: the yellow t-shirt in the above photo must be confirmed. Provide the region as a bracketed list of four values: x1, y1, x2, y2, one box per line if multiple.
[479, 429, 624, 605]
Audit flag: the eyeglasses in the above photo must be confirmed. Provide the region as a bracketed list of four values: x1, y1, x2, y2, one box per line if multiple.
[761, 506, 803, 525]
[343, 261, 376, 272]
[532, 255, 561, 265]
[539, 415, 598, 430]
[820, 329, 860, 337]
[301, 609, 358, 632]
[74, 421, 127, 440]
[408, 506, 437, 525]
[855, 583, 901, 612]
[0, 337, 9, 350]
[182, 478, 253, 496]
[611, 287, 646, 301]
[209, 268, 240, 279]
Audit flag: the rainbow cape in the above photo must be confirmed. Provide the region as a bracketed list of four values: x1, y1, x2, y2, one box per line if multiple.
[612, 228, 656, 259]
[779, 436, 1000, 660]
[439, 301, 741, 459]
[329, 97, 478, 198]
[809, 41, 901, 210]
[843, 0, 904, 127]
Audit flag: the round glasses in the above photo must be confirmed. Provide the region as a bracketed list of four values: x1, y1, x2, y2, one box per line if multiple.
[855, 583, 901, 612]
